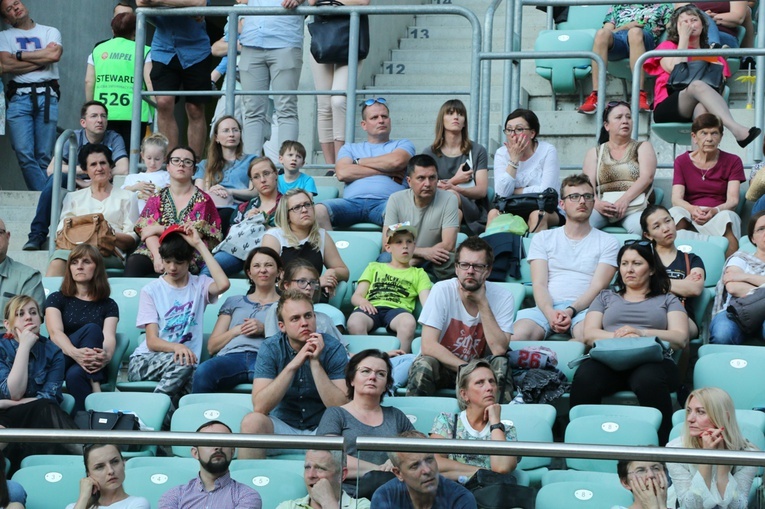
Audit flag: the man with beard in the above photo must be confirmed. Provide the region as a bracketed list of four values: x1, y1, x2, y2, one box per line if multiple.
[158, 421, 262, 508]
[511, 174, 618, 341]
[406, 236, 515, 402]
[372, 430, 476, 509]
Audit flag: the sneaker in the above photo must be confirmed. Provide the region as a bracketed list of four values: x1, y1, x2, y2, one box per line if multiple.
[578, 91, 598, 114]
[639, 91, 651, 112]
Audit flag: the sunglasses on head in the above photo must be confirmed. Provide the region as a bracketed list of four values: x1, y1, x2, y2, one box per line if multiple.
[360, 97, 387, 107]
[624, 239, 655, 253]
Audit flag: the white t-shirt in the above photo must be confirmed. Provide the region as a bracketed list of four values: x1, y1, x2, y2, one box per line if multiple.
[418, 278, 515, 360]
[66, 495, 150, 509]
[0, 23, 61, 83]
[527, 227, 619, 304]
[132, 274, 216, 359]
[721, 255, 753, 308]
[493, 141, 560, 197]
[121, 170, 170, 211]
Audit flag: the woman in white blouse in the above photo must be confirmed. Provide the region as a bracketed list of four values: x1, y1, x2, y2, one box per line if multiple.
[666, 387, 758, 509]
[46, 144, 139, 276]
[487, 108, 562, 232]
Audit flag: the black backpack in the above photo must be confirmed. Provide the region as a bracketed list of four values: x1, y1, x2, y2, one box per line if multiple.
[483, 232, 525, 281]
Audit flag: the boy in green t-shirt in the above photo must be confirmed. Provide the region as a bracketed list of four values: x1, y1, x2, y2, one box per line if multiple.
[348, 223, 432, 352]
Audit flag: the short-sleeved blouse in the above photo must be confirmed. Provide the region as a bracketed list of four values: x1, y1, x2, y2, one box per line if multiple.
[431, 410, 518, 469]
[672, 150, 745, 207]
[594, 140, 644, 194]
[590, 290, 686, 337]
[133, 186, 222, 274]
[44, 292, 119, 336]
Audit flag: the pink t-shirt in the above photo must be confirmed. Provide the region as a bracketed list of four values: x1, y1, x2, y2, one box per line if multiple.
[644, 41, 731, 106]
[673, 150, 744, 207]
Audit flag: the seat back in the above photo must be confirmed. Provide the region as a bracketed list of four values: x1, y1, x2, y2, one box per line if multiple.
[179, 392, 252, 408]
[569, 404, 663, 431]
[384, 396, 460, 434]
[315, 185, 339, 204]
[108, 277, 156, 362]
[125, 456, 199, 470]
[500, 403, 556, 470]
[122, 464, 199, 508]
[170, 402, 252, 457]
[675, 237, 728, 286]
[230, 466, 308, 508]
[536, 480, 633, 509]
[491, 282, 527, 318]
[345, 335, 400, 354]
[12, 464, 85, 509]
[693, 352, 765, 409]
[20, 454, 83, 469]
[329, 230, 385, 311]
[556, 4, 611, 30]
[564, 415, 659, 472]
[534, 30, 594, 96]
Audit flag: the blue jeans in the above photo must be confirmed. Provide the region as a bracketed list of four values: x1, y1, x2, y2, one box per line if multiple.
[709, 311, 763, 345]
[321, 197, 387, 227]
[391, 354, 415, 393]
[705, 13, 740, 48]
[66, 323, 106, 413]
[191, 351, 258, 393]
[200, 251, 243, 277]
[7, 93, 58, 191]
[752, 195, 765, 215]
[28, 175, 57, 241]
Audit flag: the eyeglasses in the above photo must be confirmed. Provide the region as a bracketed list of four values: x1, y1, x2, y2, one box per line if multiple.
[624, 239, 655, 253]
[456, 262, 489, 273]
[169, 157, 195, 168]
[562, 193, 595, 203]
[288, 202, 313, 214]
[250, 170, 275, 181]
[628, 465, 664, 477]
[503, 126, 532, 135]
[357, 367, 389, 379]
[361, 97, 387, 107]
[219, 128, 241, 135]
[291, 278, 320, 290]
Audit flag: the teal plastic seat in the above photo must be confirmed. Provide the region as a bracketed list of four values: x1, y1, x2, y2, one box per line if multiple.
[179, 393, 252, 408]
[328, 230, 384, 312]
[20, 454, 82, 469]
[122, 464, 199, 508]
[202, 278, 252, 337]
[85, 392, 171, 457]
[534, 30, 595, 103]
[230, 467, 308, 508]
[556, 4, 611, 30]
[383, 396, 460, 434]
[314, 303, 347, 331]
[541, 470, 623, 488]
[536, 480, 633, 509]
[42, 276, 63, 298]
[12, 464, 85, 509]
[564, 415, 659, 472]
[693, 352, 765, 409]
[491, 282, 527, 318]
[107, 277, 156, 363]
[345, 335, 400, 354]
[229, 458, 305, 472]
[569, 404, 663, 432]
[170, 402, 252, 457]
[740, 235, 756, 253]
[60, 393, 75, 414]
[125, 456, 199, 470]
[675, 237, 728, 286]
[499, 404, 556, 474]
[315, 185, 339, 204]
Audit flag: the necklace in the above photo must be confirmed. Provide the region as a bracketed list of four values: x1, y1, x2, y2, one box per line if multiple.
[692, 153, 717, 180]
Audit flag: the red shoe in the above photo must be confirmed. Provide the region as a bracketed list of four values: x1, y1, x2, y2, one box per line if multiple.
[639, 90, 651, 112]
[578, 91, 598, 114]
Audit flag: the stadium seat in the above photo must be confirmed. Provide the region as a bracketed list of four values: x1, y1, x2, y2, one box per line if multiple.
[229, 458, 305, 472]
[122, 464, 199, 508]
[675, 236, 728, 287]
[170, 402, 252, 457]
[85, 392, 171, 457]
[345, 335, 400, 354]
[541, 469, 623, 488]
[411, 337, 421, 355]
[740, 235, 755, 253]
[698, 343, 765, 359]
[314, 185, 339, 204]
[536, 480, 633, 509]
[492, 282, 527, 318]
[42, 276, 63, 298]
[202, 277, 252, 337]
[179, 393, 252, 408]
[314, 303, 347, 331]
[569, 404, 663, 432]
[102, 332, 129, 392]
[500, 403, 556, 481]
[534, 30, 595, 106]
[329, 230, 385, 312]
[20, 454, 82, 469]
[564, 415, 659, 472]
[230, 466, 308, 508]
[60, 393, 75, 414]
[108, 277, 155, 363]
[671, 407, 765, 433]
[125, 456, 198, 470]
[693, 352, 765, 409]
[12, 464, 85, 509]
[384, 396, 460, 434]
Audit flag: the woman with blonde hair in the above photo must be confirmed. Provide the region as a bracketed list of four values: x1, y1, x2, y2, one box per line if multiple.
[422, 99, 490, 234]
[262, 188, 348, 298]
[666, 387, 757, 508]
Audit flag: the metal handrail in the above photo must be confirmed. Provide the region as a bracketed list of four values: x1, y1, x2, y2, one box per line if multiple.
[631, 47, 765, 162]
[131, 4, 482, 173]
[48, 130, 80, 256]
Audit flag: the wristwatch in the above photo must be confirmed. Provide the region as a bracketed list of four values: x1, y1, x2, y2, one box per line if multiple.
[15, 51, 22, 61]
[566, 305, 578, 318]
[352, 158, 360, 165]
[489, 422, 506, 433]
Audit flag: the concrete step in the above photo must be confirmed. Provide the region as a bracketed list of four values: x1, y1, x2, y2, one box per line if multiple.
[5, 250, 49, 276]
[389, 49, 471, 63]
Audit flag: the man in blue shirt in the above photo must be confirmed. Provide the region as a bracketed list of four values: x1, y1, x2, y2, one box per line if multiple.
[137, 0, 211, 159]
[372, 431, 477, 509]
[315, 98, 415, 229]
[22, 101, 128, 251]
[239, 290, 348, 459]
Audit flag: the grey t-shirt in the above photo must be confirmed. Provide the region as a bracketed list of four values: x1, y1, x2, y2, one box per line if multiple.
[216, 295, 275, 356]
[590, 290, 686, 332]
[422, 144, 489, 181]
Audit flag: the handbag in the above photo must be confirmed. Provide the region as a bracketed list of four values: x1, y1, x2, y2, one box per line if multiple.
[465, 469, 535, 509]
[74, 410, 140, 452]
[667, 60, 725, 96]
[494, 188, 558, 220]
[307, 0, 370, 65]
[213, 212, 268, 261]
[55, 213, 121, 259]
[746, 164, 765, 202]
[726, 286, 765, 335]
[568, 337, 671, 372]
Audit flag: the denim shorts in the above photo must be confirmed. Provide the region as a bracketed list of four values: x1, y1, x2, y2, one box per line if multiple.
[514, 302, 588, 338]
[608, 28, 656, 61]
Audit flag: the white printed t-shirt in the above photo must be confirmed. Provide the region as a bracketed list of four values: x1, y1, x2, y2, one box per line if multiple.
[132, 274, 216, 360]
[0, 23, 61, 83]
[418, 278, 515, 360]
[527, 227, 619, 305]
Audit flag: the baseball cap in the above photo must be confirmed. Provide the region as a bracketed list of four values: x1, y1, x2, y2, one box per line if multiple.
[386, 222, 418, 240]
[159, 224, 186, 244]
